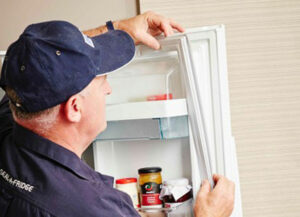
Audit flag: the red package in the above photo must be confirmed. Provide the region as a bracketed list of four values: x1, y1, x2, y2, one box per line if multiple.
[147, 93, 173, 101]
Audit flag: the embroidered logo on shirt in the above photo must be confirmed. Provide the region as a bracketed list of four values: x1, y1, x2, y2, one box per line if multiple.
[0, 169, 34, 192]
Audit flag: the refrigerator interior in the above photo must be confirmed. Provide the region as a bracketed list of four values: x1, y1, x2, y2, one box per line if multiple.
[94, 49, 193, 182]
[93, 26, 243, 217]
[94, 46, 195, 216]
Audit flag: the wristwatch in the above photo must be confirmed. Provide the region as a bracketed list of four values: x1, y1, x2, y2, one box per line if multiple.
[106, 21, 114, 31]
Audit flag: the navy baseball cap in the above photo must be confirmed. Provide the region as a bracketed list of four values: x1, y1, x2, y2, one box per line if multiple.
[0, 20, 135, 112]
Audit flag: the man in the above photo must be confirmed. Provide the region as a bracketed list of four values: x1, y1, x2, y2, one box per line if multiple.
[0, 12, 234, 217]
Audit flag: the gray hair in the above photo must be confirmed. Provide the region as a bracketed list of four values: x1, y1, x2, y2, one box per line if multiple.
[5, 87, 60, 133]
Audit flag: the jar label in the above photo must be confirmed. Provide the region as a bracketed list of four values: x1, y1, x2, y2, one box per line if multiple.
[140, 182, 162, 206]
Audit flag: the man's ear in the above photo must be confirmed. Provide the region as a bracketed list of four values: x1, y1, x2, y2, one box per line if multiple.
[64, 94, 82, 122]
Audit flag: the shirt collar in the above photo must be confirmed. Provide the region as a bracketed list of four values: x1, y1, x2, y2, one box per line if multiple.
[13, 123, 95, 181]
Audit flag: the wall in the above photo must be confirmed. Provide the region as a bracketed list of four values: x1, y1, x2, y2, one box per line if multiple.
[139, 0, 300, 216]
[0, 0, 138, 50]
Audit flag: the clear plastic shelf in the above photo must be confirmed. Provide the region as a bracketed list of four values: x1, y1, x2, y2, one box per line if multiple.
[95, 115, 189, 141]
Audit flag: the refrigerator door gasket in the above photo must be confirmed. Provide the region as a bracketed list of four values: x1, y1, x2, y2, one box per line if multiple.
[158, 36, 214, 186]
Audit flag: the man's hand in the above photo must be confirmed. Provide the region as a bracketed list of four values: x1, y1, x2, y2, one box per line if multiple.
[115, 11, 185, 49]
[83, 11, 184, 50]
[194, 174, 235, 217]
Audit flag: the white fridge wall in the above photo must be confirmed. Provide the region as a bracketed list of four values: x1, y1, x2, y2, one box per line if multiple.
[106, 52, 184, 105]
[94, 138, 191, 181]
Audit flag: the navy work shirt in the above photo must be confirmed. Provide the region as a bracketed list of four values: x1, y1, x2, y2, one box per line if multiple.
[0, 95, 140, 217]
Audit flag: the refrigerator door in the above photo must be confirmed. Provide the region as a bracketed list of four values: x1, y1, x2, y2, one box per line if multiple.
[184, 26, 243, 217]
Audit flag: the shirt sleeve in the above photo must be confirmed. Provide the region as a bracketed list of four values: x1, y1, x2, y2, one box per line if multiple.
[0, 95, 14, 143]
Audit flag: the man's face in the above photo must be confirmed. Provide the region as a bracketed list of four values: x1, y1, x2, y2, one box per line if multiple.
[80, 75, 112, 139]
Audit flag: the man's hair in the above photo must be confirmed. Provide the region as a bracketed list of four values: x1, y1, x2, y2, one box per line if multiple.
[5, 87, 60, 132]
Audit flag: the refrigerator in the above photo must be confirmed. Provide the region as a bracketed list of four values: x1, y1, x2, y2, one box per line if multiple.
[92, 25, 243, 217]
[0, 25, 243, 217]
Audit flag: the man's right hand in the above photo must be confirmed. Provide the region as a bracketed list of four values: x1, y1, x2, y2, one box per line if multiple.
[194, 174, 235, 217]
[83, 12, 184, 50]
[115, 11, 184, 50]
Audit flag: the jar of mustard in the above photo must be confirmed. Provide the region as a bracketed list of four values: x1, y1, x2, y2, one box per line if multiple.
[138, 167, 163, 209]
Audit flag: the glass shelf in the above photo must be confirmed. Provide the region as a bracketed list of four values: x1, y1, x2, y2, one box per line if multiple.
[95, 115, 189, 141]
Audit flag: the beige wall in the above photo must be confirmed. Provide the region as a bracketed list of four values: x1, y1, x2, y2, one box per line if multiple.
[139, 0, 300, 217]
[0, 0, 138, 50]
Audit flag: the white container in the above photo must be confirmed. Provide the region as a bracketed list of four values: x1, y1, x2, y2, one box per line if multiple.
[116, 178, 139, 208]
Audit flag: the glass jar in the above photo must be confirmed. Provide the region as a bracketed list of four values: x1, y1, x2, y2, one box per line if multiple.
[160, 178, 192, 209]
[138, 167, 163, 209]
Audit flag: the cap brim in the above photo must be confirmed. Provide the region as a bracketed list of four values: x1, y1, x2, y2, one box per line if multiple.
[91, 30, 135, 75]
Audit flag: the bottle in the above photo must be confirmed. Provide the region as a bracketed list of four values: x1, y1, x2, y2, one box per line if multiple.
[138, 167, 163, 209]
[116, 178, 139, 208]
